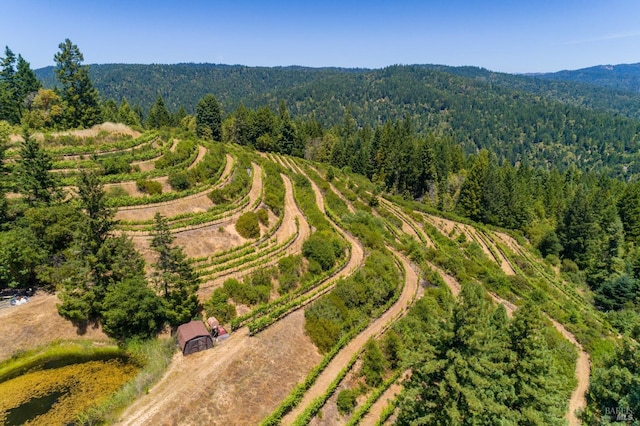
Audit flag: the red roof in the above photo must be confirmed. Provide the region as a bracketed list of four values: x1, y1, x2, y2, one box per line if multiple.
[177, 321, 210, 351]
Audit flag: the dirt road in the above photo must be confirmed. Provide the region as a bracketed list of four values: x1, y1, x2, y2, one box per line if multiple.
[118, 157, 366, 425]
[282, 250, 419, 425]
[115, 153, 234, 222]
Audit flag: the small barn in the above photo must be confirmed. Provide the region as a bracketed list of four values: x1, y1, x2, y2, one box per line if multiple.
[177, 321, 213, 355]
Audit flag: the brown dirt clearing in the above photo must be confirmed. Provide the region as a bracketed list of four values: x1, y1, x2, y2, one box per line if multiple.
[118, 310, 321, 426]
[0, 293, 108, 361]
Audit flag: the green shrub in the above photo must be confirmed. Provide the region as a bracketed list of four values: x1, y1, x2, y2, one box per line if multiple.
[168, 172, 192, 191]
[360, 339, 385, 387]
[279, 255, 302, 276]
[337, 389, 358, 415]
[307, 259, 323, 275]
[203, 288, 237, 324]
[105, 186, 129, 199]
[561, 258, 579, 274]
[209, 188, 226, 204]
[101, 157, 130, 175]
[257, 208, 269, 226]
[302, 232, 343, 271]
[236, 212, 260, 239]
[223, 272, 273, 307]
[136, 179, 163, 195]
[155, 139, 196, 169]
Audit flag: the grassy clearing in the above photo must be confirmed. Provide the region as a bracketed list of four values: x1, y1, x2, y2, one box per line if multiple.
[0, 338, 175, 426]
[77, 338, 176, 424]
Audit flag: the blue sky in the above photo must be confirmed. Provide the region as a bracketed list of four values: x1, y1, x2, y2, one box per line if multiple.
[2, 0, 640, 73]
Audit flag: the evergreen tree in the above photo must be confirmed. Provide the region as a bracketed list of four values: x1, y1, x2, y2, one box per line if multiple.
[229, 103, 250, 145]
[173, 105, 187, 127]
[277, 100, 298, 155]
[457, 150, 489, 222]
[398, 284, 514, 424]
[117, 98, 139, 127]
[558, 186, 600, 269]
[54, 39, 101, 128]
[14, 54, 41, 105]
[146, 95, 171, 129]
[150, 213, 201, 329]
[101, 98, 118, 122]
[77, 171, 114, 255]
[0, 121, 8, 222]
[509, 303, 566, 424]
[618, 181, 640, 243]
[0, 47, 18, 123]
[16, 129, 57, 205]
[57, 175, 144, 329]
[101, 277, 166, 342]
[585, 338, 640, 424]
[195, 94, 222, 140]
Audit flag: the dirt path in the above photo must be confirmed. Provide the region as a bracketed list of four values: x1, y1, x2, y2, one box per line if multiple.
[360, 377, 405, 426]
[119, 157, 367, 425]
[198, 174, 311, 298]
[115, 154, 234, 222]
[378, 198, 434, 248]
[306, 164, 355, 214]
[548, 317, 591, 426]
[187, 145, 208, 170]
[422, 213, 514, 275]
[105, 145, 208, 199]
[118, 310, 322, 426]
[426, 261, 461, 297]
[282, 251, 419, 425]
[0, 293, 108, 361]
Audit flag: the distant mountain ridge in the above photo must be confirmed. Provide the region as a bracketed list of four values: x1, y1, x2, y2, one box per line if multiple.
[33, 62, 640, 176]
[535, 62, 640, 94]
[34, 62, 640, 119]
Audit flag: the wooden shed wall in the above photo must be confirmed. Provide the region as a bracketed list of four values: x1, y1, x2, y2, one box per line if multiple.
[183, 335, 213, 355]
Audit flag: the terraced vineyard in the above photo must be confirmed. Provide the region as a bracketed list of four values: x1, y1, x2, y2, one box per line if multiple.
[2, 125, 604, 425]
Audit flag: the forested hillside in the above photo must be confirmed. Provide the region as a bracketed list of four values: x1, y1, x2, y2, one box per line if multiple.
[35, 63, 640, 176]
[34, 64, 355, 115]
[537, 62, 640, 95]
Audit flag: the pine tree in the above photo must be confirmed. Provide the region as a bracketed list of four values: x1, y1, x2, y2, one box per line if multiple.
[150, 213, 201, 329]
[16, 129, 57, 205]
[397, 283, 515, 425]
[117, 98, 139, 126]
[146, 95, 171, 129]
[618, 181, 640, 243]
[558, 186, 601, 269]
[54, 39, 101, 128]
[14, 54, 41, 118]
[457, 150, 489, 222]
[77, 171, 114, 254]
[58, 174, 145, 329]
[0, 47, 18, 123]
[195, 94, 222, 140]
[0, 121, 8, 222]
[509, 303, 566, 424]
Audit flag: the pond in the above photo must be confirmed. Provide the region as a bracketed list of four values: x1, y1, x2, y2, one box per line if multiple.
[0, 345, 138, 425]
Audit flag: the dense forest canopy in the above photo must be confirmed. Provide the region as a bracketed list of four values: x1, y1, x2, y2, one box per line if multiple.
[536, 62, 640, 95]
[32, 62, 640, 177]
